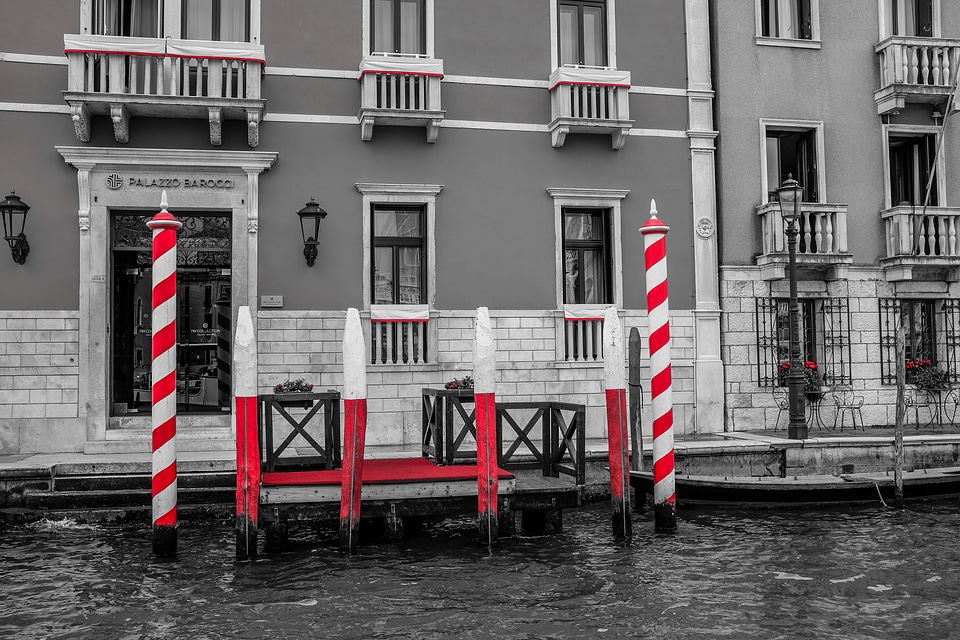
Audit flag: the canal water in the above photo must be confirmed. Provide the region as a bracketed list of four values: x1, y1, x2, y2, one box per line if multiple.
[2, 500, 958, 639]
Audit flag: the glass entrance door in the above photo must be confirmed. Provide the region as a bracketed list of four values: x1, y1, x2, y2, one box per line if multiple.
[112, 212, 232, 416]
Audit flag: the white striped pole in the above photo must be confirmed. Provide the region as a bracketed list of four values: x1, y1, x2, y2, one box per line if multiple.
[147, 191, 182, 556]
[603, 306, 631, 536]
[340, 307, 368, 552]
[474, 306, 499, 546]
[234, 306, 260, 558]
[640, 199, 677, 532]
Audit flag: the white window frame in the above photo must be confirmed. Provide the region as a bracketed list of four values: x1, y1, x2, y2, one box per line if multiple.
[362, 0, 435, 58]
[550, 0, 618, 71]
[79, 0, 262, 42]
[881, 124, 945, 210]
[754, 0, 821, 49]
[878, 0, 941, 40]
[356, 183, 442, 310]
[547, 188, 627, 310]
[759, 118, 827, 205]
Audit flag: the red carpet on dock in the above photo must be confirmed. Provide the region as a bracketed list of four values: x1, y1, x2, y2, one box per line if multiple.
[261, 456, 514, 486]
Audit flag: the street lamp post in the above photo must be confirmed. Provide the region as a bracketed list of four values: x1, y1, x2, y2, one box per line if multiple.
[777, 176, 808, 440]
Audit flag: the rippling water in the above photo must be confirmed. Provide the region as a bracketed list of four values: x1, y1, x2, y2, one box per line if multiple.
[2, 501, 959, 639]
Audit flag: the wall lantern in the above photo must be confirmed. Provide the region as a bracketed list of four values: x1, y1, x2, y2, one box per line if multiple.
[0, 191, 30, 265]
[297, 197, 328, 267]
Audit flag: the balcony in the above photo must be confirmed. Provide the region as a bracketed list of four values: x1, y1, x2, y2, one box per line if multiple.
[63, 35, 265, 147]
[548, 66, 632, 149]
[881, 205, 960, 281]
[874, 36, 960, 115]
[358, 56, 444, 143]
[755, 201, 853, 281]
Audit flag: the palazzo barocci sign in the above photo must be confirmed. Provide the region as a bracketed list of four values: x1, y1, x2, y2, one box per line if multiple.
[106, 173, 235, 190]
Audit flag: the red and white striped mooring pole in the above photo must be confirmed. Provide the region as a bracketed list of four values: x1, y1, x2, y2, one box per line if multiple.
[234, 305, 259, 558]
[340, 307, 368, 552]
[474, 306, 499, 546]
[640, 199, 677, 532]
[603, 306, 631, 536]
[148, 191, 182, 556]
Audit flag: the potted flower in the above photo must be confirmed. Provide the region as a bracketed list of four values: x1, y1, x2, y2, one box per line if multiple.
[779, 361, 823, 393]
[906, 360, 950, 391]
[444, 375, 474, 391]
[273, 377, 315, 408]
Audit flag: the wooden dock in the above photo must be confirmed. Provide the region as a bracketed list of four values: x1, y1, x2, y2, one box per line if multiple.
[250, 390, 586, 550]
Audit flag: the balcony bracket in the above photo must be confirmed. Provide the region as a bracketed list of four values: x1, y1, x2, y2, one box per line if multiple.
[208, 107, 222, 147]
[69, 102, 91, 143]
[247, 109, 261, 148]
[549, 117, 632, 150]
[110, 103, 129, 144]
[358, 109, 444, 143]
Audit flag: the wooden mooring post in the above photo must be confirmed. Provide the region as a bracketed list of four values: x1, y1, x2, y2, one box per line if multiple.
[640, 199, 677, 532]
[234, 306, 260, 558]
[148, 192, 181, 557]
[474, 307, 499, 546]
[340, 308, 368, 552]
[628, 327, 643, 473]
[603, 306, 631, 536]
[894, 326, 906, 509]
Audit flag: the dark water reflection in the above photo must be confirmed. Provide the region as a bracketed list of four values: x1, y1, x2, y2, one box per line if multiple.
[2, 500, 959, 639]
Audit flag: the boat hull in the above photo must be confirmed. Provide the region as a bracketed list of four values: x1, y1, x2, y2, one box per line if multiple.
[629, 468, 960, 507]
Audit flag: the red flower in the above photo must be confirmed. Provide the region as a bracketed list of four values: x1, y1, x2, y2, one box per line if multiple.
[804, 361, 818, 370]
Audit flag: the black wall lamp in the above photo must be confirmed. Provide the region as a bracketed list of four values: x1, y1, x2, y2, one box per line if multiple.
[0, 191, 30, 265]
[297, 197, 328, 267]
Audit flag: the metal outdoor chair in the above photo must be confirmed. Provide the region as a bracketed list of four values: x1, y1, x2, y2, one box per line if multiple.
[831, 384, 864, 431]
[772, 386, 789, 430]
[904, 384, 935, 429]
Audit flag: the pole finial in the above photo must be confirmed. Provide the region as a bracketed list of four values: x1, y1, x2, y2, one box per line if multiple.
[650, 199, 658, 219]
[160, 190, 169, 212]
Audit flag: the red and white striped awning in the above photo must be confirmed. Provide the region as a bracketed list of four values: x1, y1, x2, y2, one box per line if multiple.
[563, 305, 612, 321]
[64, 35, 165, 57]
[166, 40, 265, 63]
[370, 304, 430, 322]
[64, 36, 265, 63]
[358, 56, 444, 80]
[549, 66, 631, 92]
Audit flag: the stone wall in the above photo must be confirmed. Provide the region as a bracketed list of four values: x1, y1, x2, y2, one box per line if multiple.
[257, 309, 699, 448]
[0, 311, 83, 454]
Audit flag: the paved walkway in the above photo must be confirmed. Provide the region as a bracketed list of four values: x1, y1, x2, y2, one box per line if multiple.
[2, 423, 958, 476]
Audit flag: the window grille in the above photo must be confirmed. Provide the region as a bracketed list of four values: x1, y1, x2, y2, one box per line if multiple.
[755, 297, 850, 387]
[879, 298, 956, 384]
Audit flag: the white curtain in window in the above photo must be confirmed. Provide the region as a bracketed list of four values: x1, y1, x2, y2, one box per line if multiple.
[582, 5, 604, 66]
[373, 0, 394, 53]
[559, 5, 578, 66]
[398, 0, 421, 54]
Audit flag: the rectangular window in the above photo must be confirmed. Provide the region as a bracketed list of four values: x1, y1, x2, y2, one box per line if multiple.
[756, 297, 852, 387]
[765, 128, 818, 203]
[559, 0, 607, 67]
[878, 298, 959, 384]
[93, 0, 162, 37]
[883, 0, 933, 37]
[562, 209, 610, 305]
[760, 0, 813, 39]
[183, 0, 249, 41]
[372, 0, 425, 55]
[372, 205, 425, 305]
[889, 133, 938, 207]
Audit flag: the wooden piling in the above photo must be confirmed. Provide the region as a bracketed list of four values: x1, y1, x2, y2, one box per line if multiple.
[603, 307, 631, 536]
[147, 192, 182, 557]
[640, 199, 677, 532]
[234, 306, 260, 558]
[339, 307, 368, 552]
[628, 327, 643, 473]
[474, 306, 499, 546]
[894, 326, 905, 509]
